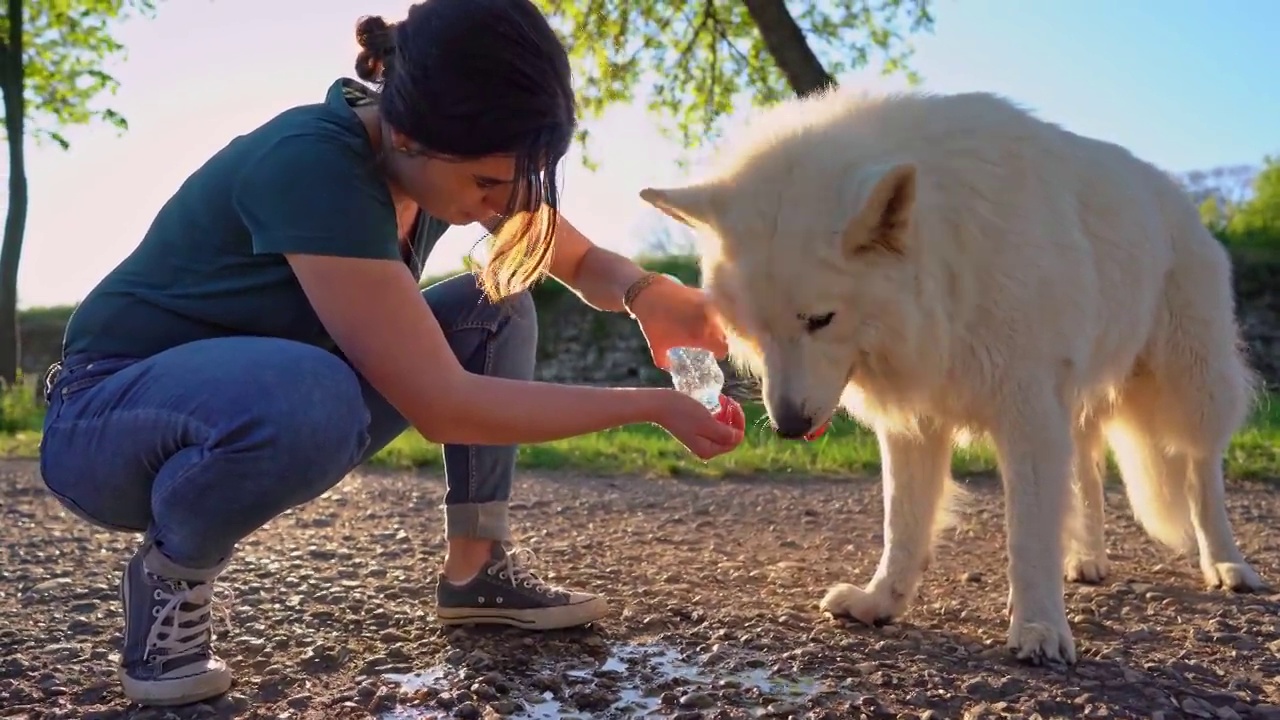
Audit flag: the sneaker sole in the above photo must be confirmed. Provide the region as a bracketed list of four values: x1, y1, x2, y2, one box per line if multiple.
[436, 596, 608, 630]
[119, 669, 233, 707]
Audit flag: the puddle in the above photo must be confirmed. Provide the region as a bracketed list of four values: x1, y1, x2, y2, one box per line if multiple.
[378, 641, 822, 718]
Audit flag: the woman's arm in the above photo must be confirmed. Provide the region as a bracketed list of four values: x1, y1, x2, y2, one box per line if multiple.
[544, 215, 665, 313]
[286, 252, 677, 447]
[542, 214, 726, 368]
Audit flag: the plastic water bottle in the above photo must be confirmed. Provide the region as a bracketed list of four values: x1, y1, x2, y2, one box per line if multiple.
[667, 346, 724, 412]
[659, 274, 724, 412]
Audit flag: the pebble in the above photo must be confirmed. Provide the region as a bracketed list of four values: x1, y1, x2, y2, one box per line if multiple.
[765, 700, 803, 716]
[679, 691, 716, 709]
[23, 577, 74, 598]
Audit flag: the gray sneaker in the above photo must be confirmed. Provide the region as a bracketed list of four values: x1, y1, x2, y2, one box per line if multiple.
[118, 540, 232, 706]
[434, 543, 608, 630]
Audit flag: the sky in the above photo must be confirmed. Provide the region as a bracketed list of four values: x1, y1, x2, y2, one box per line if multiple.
[5, 0, 1278, 309]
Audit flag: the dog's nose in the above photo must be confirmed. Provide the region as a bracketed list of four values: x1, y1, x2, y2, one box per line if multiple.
[772, 398, 814, 439]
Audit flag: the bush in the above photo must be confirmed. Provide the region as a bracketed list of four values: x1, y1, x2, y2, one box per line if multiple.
[0, 376, 44, 434]
[421, 253, 706, 306]
[1209, 155, 1280, 252]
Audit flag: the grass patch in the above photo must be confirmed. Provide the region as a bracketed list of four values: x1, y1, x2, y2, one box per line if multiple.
[11, 368, 1279, 482]
[364, 401, 997, 478]
[1, 377, 46, 434]
[363, 394, 1280, 481]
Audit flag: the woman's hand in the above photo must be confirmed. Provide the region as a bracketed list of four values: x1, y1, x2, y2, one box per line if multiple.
[713, 395, 747, 433]
[628, 275, 728, 370]
[653, 389, 745, 460]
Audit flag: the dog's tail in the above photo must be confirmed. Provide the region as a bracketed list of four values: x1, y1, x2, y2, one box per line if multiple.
[1104, 417, 1196, 555]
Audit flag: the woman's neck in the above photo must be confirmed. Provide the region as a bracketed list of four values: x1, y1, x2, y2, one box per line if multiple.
[354, 104, 418, 237]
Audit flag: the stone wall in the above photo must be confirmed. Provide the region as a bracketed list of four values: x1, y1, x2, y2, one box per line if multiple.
[18, 256, 1280, 391]
[529, 256, 1280, 392]
[1232, 258, 1280, 390]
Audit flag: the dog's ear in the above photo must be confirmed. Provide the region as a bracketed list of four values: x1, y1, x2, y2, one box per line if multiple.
[640, 184, 720, 228]
[840, 162, 916, 258]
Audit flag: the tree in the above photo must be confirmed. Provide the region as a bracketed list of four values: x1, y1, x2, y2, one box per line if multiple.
[533, 0, 935, 165]
[1226, 155, 1280, 245]
[1177, 163, 1257, 233]
[0, 0, 158, 385]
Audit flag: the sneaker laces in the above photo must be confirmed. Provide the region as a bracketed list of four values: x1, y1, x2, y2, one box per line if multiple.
[143, 575, 230, 666]
[490, 546, 566, 598]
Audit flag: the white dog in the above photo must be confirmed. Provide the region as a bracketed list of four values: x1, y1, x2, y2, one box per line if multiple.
[639, 88, 1268, 665]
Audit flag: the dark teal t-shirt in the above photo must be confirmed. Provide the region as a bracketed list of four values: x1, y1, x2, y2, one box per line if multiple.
[62, 78, 450, 360]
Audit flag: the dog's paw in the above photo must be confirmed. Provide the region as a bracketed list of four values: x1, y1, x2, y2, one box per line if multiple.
[1064, 553, 1109, 584]
[819, 582, 908, 626]
[1202, 561, 1269, 593]
[1007, 614, 1077, 666]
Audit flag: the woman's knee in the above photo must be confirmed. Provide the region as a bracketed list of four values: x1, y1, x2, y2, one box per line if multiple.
[494, 288, 537, 352]
[423, 273, 535, 327]
[422, 274, 538, 378]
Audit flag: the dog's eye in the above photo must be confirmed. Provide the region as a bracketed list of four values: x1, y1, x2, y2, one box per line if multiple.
[801, 312, 835, 333]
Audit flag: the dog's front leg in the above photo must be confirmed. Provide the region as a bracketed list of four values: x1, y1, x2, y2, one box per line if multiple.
[820, 418, 952, 625]
[992, 388, 1077, 665]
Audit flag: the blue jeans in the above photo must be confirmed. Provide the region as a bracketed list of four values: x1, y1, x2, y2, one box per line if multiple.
[37, 273, 536, 570]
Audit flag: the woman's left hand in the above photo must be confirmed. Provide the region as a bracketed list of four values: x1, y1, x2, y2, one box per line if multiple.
[628, 275, 729, 370]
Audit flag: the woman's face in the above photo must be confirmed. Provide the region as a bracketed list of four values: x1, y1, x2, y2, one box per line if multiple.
[383, 127, 519, 226]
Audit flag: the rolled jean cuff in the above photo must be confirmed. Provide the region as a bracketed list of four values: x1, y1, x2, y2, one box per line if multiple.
[444, 501, 511, 541]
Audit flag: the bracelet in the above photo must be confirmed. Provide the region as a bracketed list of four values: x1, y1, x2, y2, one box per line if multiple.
[622, 271, 662, 317]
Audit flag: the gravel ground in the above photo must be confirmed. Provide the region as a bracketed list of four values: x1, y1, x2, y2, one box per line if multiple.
[3, 457, 1280, 720]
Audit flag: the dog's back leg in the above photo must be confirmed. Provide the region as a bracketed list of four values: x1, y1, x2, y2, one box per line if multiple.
[1065, 413, 1109, 584]
[1107, 231, 1266, 592]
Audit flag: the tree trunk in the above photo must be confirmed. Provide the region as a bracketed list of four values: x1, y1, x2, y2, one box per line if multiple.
[740, 0, 836, 97]
[0, 0, 26, 386]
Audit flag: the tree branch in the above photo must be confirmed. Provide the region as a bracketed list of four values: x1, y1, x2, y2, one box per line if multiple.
[739, 0, 835, 96]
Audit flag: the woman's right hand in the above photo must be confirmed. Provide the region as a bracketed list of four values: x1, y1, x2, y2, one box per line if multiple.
[652, 390, 746, 460]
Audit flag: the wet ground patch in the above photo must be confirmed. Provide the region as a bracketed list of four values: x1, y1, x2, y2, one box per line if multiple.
[379, 639, 824, 718]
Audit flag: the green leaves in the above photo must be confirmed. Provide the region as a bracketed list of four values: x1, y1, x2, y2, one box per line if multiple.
[533, 0, 934, 166]
[0, 0, 158, 150]
[1228, 156, 1280, 242]
[1183, 158, 1280, 249]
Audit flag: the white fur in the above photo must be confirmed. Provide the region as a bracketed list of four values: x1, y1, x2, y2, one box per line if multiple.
[640, 88, 1268, 666]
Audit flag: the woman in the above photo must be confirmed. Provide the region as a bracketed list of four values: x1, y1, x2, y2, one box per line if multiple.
[37, 0, 744, 708]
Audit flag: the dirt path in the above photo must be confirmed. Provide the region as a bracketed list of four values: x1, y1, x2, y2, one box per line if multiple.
[2, 458, 1279, 720]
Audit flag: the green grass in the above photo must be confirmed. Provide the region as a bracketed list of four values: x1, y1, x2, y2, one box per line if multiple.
[365, 399, 1004, 479]
[21, 380, 1280, 480]
[366, 393, 1280, 481]
[0, 375, 48, 460]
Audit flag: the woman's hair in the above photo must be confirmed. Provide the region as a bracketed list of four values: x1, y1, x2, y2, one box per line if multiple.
[353, 0, 575, 303]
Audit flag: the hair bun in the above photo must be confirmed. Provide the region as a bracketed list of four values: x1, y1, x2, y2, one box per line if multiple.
[357, 16, 392, 48]
[355, 15, 396, 82]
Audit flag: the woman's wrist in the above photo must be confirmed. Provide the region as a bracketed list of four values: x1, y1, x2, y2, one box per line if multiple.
[621, 271, 662, 317]
[617, 386, 676, 427]
[566, 245, 657, 313]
